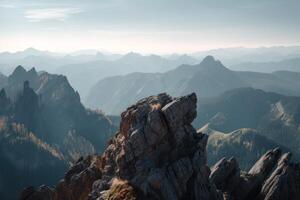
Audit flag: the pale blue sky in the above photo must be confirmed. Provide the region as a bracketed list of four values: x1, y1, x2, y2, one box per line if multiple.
[0, 0, 299, 53]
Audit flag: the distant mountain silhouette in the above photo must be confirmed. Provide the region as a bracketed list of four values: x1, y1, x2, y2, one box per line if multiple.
[236, 70, 300, 96]
[0, 48, 120, 75]
[56, 52, 198, 97]
[87, 56, 300, 114]
[191, 46, 300, 65]
[231, 57, 300, 72]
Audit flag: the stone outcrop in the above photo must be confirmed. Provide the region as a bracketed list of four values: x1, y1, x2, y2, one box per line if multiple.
[55, 155, 102, 200]
[210, 148, 300, 200]
[20, 93, 300, 200]
[91, 92, 222, 200]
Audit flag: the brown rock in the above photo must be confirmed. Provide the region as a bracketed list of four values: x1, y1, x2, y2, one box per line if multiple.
[55, 155, 102, 200]
[20, 185, 55, 200]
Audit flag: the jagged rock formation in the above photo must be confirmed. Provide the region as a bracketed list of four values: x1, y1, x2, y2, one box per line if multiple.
[210, 148, 300, 200]
[21, 93, 300, 200]
[92, 92, 223, 200]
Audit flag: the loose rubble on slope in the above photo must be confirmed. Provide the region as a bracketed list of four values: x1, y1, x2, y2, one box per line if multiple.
[21, 93, 300, 200]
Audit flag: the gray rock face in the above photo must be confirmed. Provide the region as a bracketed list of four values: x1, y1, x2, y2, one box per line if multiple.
[259, 153, 300, 200]
[210, 148, 300, 200]
[210, 157, 240, 191]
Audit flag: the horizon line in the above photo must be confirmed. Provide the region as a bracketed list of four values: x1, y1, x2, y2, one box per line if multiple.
[1, 45, 300, 56]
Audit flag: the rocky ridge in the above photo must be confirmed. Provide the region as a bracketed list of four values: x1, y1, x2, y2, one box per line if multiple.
[21, 93, 300, 200]
[0, 66, 116, 199]
[1, 66, 116, 155]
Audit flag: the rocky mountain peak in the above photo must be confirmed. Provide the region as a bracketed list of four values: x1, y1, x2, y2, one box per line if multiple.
[102, 92, 201, 181]
[21, 93, 300, 200]
[202, 55, 216, 63]
[199, 55, 225, 69]
[8, 66, 38, 89]
[28, 67, 38, 76]
[11, 65, 27, 77]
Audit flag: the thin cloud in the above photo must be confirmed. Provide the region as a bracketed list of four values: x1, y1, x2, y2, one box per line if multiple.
[0, 4, 15, 8]
[24, 8, 83, 22]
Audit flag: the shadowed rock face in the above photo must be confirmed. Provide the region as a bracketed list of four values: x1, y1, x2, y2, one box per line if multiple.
[21, 93, 300, 200]
[210, 149, 300, 200]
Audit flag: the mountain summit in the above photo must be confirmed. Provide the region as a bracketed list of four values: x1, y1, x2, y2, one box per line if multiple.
[200, 55, 219, 65]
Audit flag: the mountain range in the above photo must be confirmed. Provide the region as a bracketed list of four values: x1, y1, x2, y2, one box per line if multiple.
[195, 87, 300, 159]
[231, 57, 300, 72]
[0, 48, 121, 74]
[1, 50, 300, 199]
[0, 48, 198, 98]
[86, 56, 300, 115]
[2, 46, 300, 100]
[192, 46, 300, 65]
[55, 52, 198, 97]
